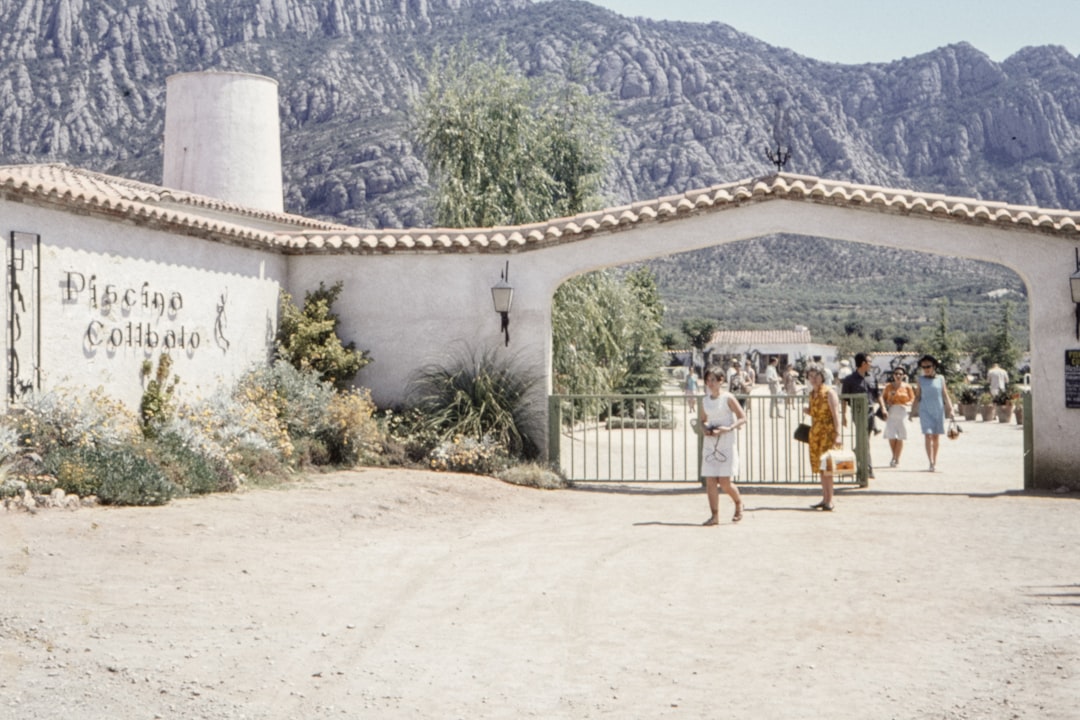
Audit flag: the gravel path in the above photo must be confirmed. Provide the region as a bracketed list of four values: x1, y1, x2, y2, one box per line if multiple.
[2, 418, 1077, 719]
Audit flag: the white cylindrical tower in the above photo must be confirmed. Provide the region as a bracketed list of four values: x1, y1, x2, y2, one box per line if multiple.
[162, 71, 284, 213]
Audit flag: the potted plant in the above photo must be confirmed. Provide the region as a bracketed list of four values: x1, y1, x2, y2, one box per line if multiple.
[993, 389, 1013, 423]
[957, 385, 980, 421]
[1012, 388, 1025, 426]
[978, 392, 996, 422]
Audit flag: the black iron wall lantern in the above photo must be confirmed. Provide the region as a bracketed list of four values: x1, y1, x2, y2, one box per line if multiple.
[491, 260, 514, 346]
[1071, 249, 1080, 340]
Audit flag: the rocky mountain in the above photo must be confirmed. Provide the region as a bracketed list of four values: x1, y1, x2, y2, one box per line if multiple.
[3, 0, 1080, 230]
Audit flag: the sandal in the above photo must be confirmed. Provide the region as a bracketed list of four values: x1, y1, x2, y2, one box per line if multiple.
[810, 501, 834, 511]
[702, 516, 719, 526]
[732, 504, 743, 523]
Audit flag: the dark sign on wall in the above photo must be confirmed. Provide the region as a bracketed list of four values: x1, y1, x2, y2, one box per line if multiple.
[1067, 350, 1080, 409]
[7, 231, 40, 403]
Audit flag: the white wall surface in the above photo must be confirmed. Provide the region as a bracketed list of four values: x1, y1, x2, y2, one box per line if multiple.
[292, 200, 1079, 489]
[4, 187, 1075, 489]
[1, 200, 286, 412]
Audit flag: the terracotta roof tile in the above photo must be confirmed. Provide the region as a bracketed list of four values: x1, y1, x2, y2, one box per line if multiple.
[709, 329, 814, 346]
[4, 165, 1080, 255]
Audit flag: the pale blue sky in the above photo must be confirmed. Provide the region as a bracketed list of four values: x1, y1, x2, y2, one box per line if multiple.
[574, 0, 1079, 64]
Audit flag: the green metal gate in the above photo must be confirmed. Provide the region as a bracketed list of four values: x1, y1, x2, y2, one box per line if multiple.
[549, 392, 869, 485]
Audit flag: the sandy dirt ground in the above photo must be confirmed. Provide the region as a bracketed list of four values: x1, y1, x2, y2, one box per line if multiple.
[2, 418, 1078, 719]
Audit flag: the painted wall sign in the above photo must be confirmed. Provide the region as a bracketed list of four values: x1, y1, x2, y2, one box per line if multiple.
[63, 271, 209, 353]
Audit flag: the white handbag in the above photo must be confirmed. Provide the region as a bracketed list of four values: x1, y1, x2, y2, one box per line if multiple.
[820, 448, 856, 475]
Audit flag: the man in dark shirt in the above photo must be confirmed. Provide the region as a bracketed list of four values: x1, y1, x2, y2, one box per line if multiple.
[840, 352, 881, 479]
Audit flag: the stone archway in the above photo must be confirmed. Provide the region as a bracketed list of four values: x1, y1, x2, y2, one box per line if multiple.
[288, 174, 1080, 489]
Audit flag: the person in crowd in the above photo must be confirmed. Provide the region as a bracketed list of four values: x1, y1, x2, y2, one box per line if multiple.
[684, 369, 699, 410]
[882, 367, 916, 467]
[783, 363, 799, 411]
[813, 355, 834, 386]
[987, 362, 1009, 398]
[913, 354, 955, 472]
[804, 364, 842, 511]
[729, 360, 748, 408]
[765, 356, 782, 417]
[699, 366, 746, 525]
[726, 359, 739, 387]
[743, 359, 757, 387]
[840, 352, 881, 478]
[837, 359, 853, 382]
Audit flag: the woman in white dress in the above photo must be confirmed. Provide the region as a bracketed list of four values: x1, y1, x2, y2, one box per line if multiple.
[698, 366, 747, 525]
[882, 367, 915, 467]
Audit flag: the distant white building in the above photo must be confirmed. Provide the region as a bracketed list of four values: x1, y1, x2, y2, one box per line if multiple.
[705, 326, 836, 380]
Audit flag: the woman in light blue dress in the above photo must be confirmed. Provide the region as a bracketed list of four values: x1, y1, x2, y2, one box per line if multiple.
[698, 367, 746, 525]
[914, 354, 954, 472]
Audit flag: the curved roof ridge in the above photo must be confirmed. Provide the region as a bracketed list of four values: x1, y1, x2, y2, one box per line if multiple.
[4, 164, 1080, 255]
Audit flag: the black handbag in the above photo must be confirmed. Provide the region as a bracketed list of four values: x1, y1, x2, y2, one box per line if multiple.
[794, 423, 811, 443]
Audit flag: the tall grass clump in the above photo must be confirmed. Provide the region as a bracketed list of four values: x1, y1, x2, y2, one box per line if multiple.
[407, 345, 540, 468]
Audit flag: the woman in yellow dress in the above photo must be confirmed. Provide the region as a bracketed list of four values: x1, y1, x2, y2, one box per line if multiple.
[804, 364, 843, 511]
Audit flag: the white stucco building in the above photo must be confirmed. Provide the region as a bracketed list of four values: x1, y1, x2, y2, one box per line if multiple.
[2, 71, 1078, 490]
[705, 327, 836, 377]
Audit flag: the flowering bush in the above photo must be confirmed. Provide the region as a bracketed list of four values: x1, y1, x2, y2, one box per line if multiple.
[0, 423, 20, 464]
[0, 361, 381, 504]
[316, 388, 380, 465]
[179, 382, 292, 464]
[43, 444, 177, 505]
[8, 387, 140, 453]
[231, 361, 379, 467]
[377, 407, 443, 465]
[428, 435, 510, 475]
[150, 430, 239, 495]
[139, 354, 178, 437]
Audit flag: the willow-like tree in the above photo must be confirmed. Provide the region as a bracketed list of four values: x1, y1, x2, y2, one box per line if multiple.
[413, 45, 664, 398]
[413, 43, 611, 227]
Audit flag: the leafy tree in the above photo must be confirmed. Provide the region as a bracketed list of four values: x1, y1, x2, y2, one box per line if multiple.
[620, 268, 666, 394]
[681, 318, 717, 351]
[920, 299, 966, 385]
[276, 281, 371, 390]
[551, 271, 626, 396]
[412, 42, 612, 226]
[980, 300, 1022, 374]
[843, 320, 864, 337]
[413, 44, 663, 404]
[893, 335, 909, 351]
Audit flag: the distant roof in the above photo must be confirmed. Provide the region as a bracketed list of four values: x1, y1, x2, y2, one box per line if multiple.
[4, 164, 1080, 254]
[708, 328, 813, 346]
